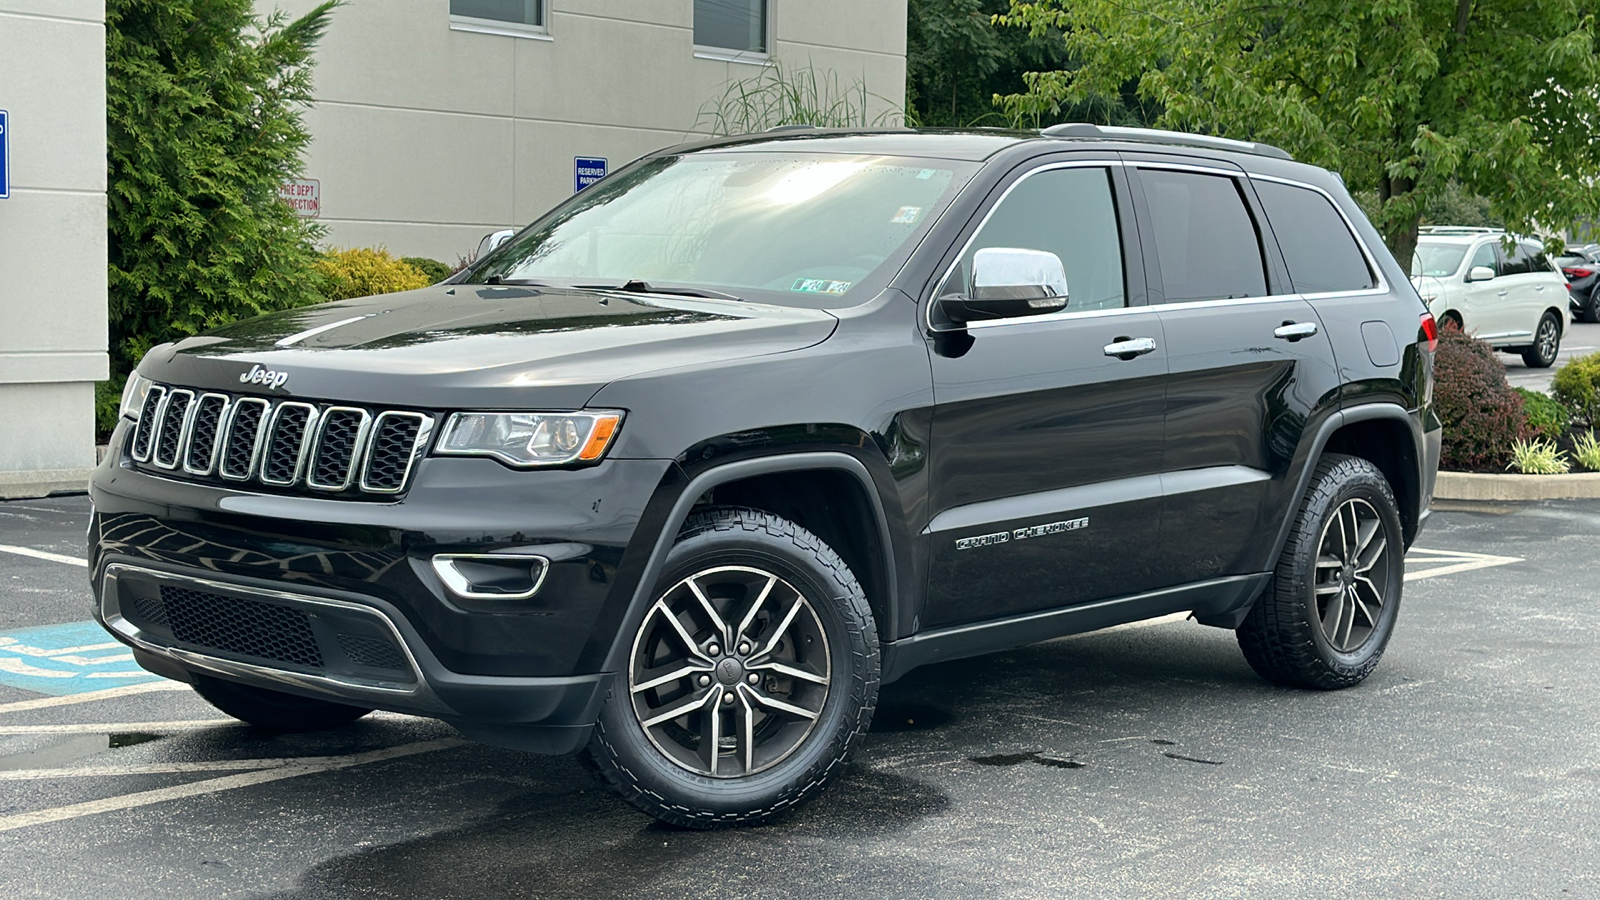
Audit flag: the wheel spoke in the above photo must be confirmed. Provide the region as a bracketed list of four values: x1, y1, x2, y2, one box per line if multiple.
[631, 662, 710, 694]
[1336, 588, 1358, 648]
[1355, 575, 1385, 610]
[1315, 554, 1343, 570]
[751, 659, 829, 685]
[736, 686, 757, 775]
[1314, 582, 1343, 597]
[751, 595, 806, 661]
[641, 685, 717, 729]
[747, 686, 821, 721]
[686, 576, 732, 647]
[1353, 515, 1380, 559]
[1320, 586, 1346, 638]
[1356, 534, 1387, 574]
[699, 687, 724, 776]
[1351, 591, 1378, 627]
[733, 573, 778, 649]
[652, 600, 714, 664]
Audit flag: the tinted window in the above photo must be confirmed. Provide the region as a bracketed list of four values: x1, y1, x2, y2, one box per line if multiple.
[1469, 242, 1498, 275]
[1525, 242, 1553, 273]
[1140, 169, 1268, 302]
[952, 167, 1126, 312]
[1501, 242, 1532, 276]
[1255, 181, 1375, 293]
[450, 0, 544, 26]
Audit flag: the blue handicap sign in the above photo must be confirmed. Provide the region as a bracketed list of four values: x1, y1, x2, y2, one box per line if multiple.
[0, 110, 10, 199]
[0, 621, 159, 696]
[574, 156, 607, 192]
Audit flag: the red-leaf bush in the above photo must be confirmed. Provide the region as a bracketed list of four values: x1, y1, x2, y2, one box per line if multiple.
[1435, 327, 1529, 469]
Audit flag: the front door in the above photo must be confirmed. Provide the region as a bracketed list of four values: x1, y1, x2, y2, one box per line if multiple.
[923, 160, 1170, 629]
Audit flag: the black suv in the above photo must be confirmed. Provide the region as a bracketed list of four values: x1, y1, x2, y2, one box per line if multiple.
[91, 125, 1441, 827]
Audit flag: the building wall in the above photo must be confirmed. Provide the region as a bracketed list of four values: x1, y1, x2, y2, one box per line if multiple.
[0, 1, 108, 495]
[272, 0, 909, 263]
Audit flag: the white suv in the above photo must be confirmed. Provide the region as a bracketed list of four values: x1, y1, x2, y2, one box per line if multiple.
[1411, 227, 1567, 367]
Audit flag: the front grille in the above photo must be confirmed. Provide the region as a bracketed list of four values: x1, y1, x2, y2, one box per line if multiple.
[337, 632, 409, 671]
[158, 585, 324, 669]
[132, 384, 431, 497]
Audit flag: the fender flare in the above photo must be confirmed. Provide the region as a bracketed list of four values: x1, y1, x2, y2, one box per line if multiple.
[599, 451, 899, 674]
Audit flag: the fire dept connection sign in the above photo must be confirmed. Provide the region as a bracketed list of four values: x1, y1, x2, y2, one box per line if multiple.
[279, 178, 321, 217]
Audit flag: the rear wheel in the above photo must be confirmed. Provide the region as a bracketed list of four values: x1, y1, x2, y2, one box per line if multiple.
[1237, 455, 1404, 690]
[1521, 311, 1561, 368]
[583, 507, 879, 828]
[191, 674, 372, 731]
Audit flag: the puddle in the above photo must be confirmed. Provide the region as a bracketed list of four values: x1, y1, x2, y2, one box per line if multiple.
[969, 750, 1084, 770]
[0, 732, 166, 771]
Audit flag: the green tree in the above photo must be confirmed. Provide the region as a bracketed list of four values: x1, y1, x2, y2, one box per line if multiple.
[996, 0, 1600, 265]
[106, 0, 339, 385]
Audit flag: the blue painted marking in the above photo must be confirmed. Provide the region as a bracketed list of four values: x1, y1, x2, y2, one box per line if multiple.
[0, 621, 159, 696]
[574, 156, 607, 192]
[0, 110, 9, 199]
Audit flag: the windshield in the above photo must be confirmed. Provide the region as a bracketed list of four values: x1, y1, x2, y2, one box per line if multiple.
[1411, 243, 1467, 278]
[467, 153, 977, 307]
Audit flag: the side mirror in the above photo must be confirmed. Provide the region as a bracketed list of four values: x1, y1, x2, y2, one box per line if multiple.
[476, 229, 515, 261]
[941, 248, 1070, 325]
[1466, 265, 1496, 283]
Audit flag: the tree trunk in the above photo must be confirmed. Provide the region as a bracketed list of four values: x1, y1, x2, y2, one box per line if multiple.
[1379, 174, 1421, 271]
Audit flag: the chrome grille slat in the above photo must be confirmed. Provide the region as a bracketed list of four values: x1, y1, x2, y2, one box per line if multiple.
[133, 383, 430, 497]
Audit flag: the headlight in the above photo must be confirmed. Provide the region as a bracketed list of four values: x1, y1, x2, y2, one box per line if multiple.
[435, 410, 624, 467]
[119, 372, 154, 421]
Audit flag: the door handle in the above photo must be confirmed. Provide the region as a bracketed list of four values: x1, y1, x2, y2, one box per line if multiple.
[1497, 289, 1508, 296]
[1103, 336, 1157, 359]
[1273, 321, 1319, 341]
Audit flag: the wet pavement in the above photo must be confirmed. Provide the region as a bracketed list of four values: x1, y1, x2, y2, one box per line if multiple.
[0, 494, 1595, 898]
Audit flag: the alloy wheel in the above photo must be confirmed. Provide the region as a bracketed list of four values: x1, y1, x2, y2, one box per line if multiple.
[628, 565, 832, 778]
[1536, 317, 1559, 362]
[1312, 498, 1391, 653]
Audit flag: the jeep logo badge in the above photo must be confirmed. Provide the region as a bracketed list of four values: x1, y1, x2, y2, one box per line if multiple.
[240, 364, 290, 390]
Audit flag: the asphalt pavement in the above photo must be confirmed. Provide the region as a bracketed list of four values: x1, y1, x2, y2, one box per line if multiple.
[1504, 316, 1600, 394]
[0, 495, 1595, 898]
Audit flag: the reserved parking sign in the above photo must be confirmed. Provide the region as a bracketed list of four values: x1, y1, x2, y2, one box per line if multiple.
[574, 156, 607, 192]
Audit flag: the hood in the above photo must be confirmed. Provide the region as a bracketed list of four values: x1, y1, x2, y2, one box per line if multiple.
[143, 284, 838, 409]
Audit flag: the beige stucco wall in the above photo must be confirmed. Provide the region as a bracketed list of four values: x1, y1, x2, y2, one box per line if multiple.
[272, 0, 909, 263]
[0, 1, 108, 494]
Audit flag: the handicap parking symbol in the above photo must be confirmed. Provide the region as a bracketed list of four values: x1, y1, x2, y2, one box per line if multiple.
[0, 621, 159, 695]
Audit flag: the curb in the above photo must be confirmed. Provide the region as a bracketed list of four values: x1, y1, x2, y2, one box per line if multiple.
[1434, 470, 1600, 501]
[0, 468, 95, 501]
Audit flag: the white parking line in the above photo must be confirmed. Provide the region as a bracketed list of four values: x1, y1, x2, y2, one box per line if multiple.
[0, 682, 189, 715]
[0, 738, 466, 833]
[1404, 547, 1523, 581]
[0, 544, 86, 567]
[0, 720, 237, 735]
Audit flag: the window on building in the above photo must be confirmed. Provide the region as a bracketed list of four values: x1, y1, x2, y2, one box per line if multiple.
[450, 0, 547, 36]
[695, 0, 769, 57]
[1254, 180, 1376, 294]
[1139, 169, 1269, 302]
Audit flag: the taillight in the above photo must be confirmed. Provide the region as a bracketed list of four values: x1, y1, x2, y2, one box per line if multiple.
[1420, 312, 1438, 352]
[1563, 267, 1593, 278]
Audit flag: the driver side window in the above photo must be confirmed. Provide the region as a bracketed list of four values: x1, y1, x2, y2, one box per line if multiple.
[948, 167, 1126, 313]
[1469, 242, 1497, 276]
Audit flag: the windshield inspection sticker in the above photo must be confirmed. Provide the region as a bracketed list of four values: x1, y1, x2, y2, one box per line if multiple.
[890, 206, 923, 224]
[791, 279, 853, 294]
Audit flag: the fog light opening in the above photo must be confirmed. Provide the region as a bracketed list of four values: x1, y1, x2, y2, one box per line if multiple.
[432, 553, 550, 601]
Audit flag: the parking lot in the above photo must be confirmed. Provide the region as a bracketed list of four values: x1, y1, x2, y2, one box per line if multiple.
[0, 494, 1595, 898]
[1505, 316, 1600, 394]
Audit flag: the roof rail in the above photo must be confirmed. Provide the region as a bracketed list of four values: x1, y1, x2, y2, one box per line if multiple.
[1418, 226, 1502, 234]
[1041, 123, 1294, 161]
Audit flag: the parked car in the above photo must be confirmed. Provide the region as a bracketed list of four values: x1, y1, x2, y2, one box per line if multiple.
[1411, 227, 1567, 366]
[1557, 251, 1600, 322]
[92, 125, 1440, 828]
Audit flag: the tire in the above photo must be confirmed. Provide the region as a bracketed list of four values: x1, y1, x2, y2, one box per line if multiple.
[1440, 312, 1463, 332]
[1522, 311, 1561, 368]
[190, 674, 372, 731]
[1578, 301, 1600, 325]
[1237, 455, 1404, 690]
[583, 506, 880, 828]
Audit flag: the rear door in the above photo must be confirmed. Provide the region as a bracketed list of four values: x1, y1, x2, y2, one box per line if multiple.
[923, 157, 1169, 628]
[1125, 158, 1341, 586]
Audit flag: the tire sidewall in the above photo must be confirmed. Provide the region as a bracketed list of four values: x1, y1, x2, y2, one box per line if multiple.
[594, 514, 876, 817]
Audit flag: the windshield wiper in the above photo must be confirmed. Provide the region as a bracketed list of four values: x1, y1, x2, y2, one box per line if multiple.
[480, 275, 548, 286]
[583, 279, 745, 302]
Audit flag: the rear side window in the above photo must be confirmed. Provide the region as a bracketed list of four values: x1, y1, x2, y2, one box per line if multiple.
[1139, 169, 1268, 302]
[1255, 180, 1376, 294]
[1501, 242, 1533, 276]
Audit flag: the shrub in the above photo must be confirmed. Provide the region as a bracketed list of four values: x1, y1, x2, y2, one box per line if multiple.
[1552, 351, 1600, 424]
[1508, 438, 1570, 474]
[401, 256, 452, 284]
[315, 248, 432, 301]
[1514, 387, 1571, 439]
[1434, 327, 1528, 469]
[1575, 431, 1600, 471]
[106, 0, 339, 380]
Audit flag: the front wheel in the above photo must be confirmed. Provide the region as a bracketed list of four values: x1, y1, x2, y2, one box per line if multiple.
[583, 507, 880, 828]
[1521, 311, 1561, 368]
[1237, 455, 1405, 690]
